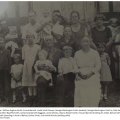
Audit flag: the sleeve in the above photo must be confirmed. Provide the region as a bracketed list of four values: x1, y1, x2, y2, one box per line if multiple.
[22, 46, 25, 60]
[48, 60, 56, 71]
[74, 52, 79, 68]
[91, 28, 95, 41]
[21, 64, 23, 74]
[73, 58, 79, 73]
[89, 37, 97, 50]
[47, 60, 52, 66]
[21, 25, 27, 40]
[58, 59, 63, 74]
[34, 61, 39, 72]
[92, 51, 101, 74]
[84, 27, 89, 36]
[10, 65, 13, 74]
[106, 27, 112, 39]
[7, 50, 12, 70]
[106, 53, 111, 65]
[115, 34, 120, 43]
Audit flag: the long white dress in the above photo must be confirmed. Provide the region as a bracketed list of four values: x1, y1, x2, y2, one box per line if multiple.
[74, 49, 101, 107]
[22, 44, 40, 87]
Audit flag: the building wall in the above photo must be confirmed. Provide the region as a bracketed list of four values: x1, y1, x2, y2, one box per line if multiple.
[0, 2, 96, 21]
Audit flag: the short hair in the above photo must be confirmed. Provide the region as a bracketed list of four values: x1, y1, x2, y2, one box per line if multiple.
[94, 14, 106, 21]
[38, 49, 48, 58]
[109, 18, 119, 25]
[70, 11, 80, 20]
[64, 24, 71, 28]
[13, 54, 21, 59]
[52, 10, 61, 14]
[63, 45, 73, 51]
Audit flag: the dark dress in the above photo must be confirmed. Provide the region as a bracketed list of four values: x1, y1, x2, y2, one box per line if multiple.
[91, 27, 112, 48]
[60, 36, 76, 51]
[0, 49, 11, 100]
[71, 23, 87, 51]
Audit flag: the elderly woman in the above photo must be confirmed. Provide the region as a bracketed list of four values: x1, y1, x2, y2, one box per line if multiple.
[74, 36, 101, 107]
[70, 11, 96, 51]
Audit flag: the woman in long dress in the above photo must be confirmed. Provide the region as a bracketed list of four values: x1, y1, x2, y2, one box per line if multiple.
[22, 33, 40, 102]
[74, 36, 101, 107]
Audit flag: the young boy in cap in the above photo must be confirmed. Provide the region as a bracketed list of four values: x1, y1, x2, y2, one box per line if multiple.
[57, 45, 78, 107]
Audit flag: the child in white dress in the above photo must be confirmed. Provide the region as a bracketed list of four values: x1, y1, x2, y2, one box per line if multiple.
[98, 44, 112, 100]
[34, 50, 56, 86]
[11, 54, 23, 103]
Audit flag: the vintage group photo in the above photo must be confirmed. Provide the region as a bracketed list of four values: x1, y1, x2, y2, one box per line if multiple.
[0, 1, 119, 107]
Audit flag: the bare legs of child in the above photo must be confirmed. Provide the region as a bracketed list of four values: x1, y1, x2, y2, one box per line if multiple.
[12, 89, 16, 103]
[28, 87, 36, 106]
[12, 88, 27, 104]
[101, 82, 109, 100]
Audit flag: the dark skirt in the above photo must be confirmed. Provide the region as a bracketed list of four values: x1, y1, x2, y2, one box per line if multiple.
[56, 72, 75, 107]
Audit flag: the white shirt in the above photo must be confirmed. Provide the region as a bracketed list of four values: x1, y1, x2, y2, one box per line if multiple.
[74, 49, 101, 75]
[58, 57, 78, 75]
[11, 64, 23, 80]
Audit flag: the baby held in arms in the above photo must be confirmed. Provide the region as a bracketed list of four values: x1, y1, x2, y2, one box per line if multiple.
[34, 50, 56, 86]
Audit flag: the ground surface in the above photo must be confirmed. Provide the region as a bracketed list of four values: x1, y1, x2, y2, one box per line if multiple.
[0, 81, 120, 107]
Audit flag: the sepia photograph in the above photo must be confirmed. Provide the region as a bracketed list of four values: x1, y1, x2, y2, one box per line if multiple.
[0, 1, 119, 107]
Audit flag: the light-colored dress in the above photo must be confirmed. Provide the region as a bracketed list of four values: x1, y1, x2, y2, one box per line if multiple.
[11, 64, 23, 89]
[74, 49, 101, 107]
[100, 53, 112, 82]
[22, 22, 41, 44]
[34, 60, 56, 81]
[22, 44, 40, 87]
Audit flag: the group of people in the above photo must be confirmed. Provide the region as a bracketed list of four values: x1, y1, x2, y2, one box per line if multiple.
[0, 9, 119, 107]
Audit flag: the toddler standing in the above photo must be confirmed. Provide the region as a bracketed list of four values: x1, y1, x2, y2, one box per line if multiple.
[11, 54, 23, 103]
[98, 44, 112, 100]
